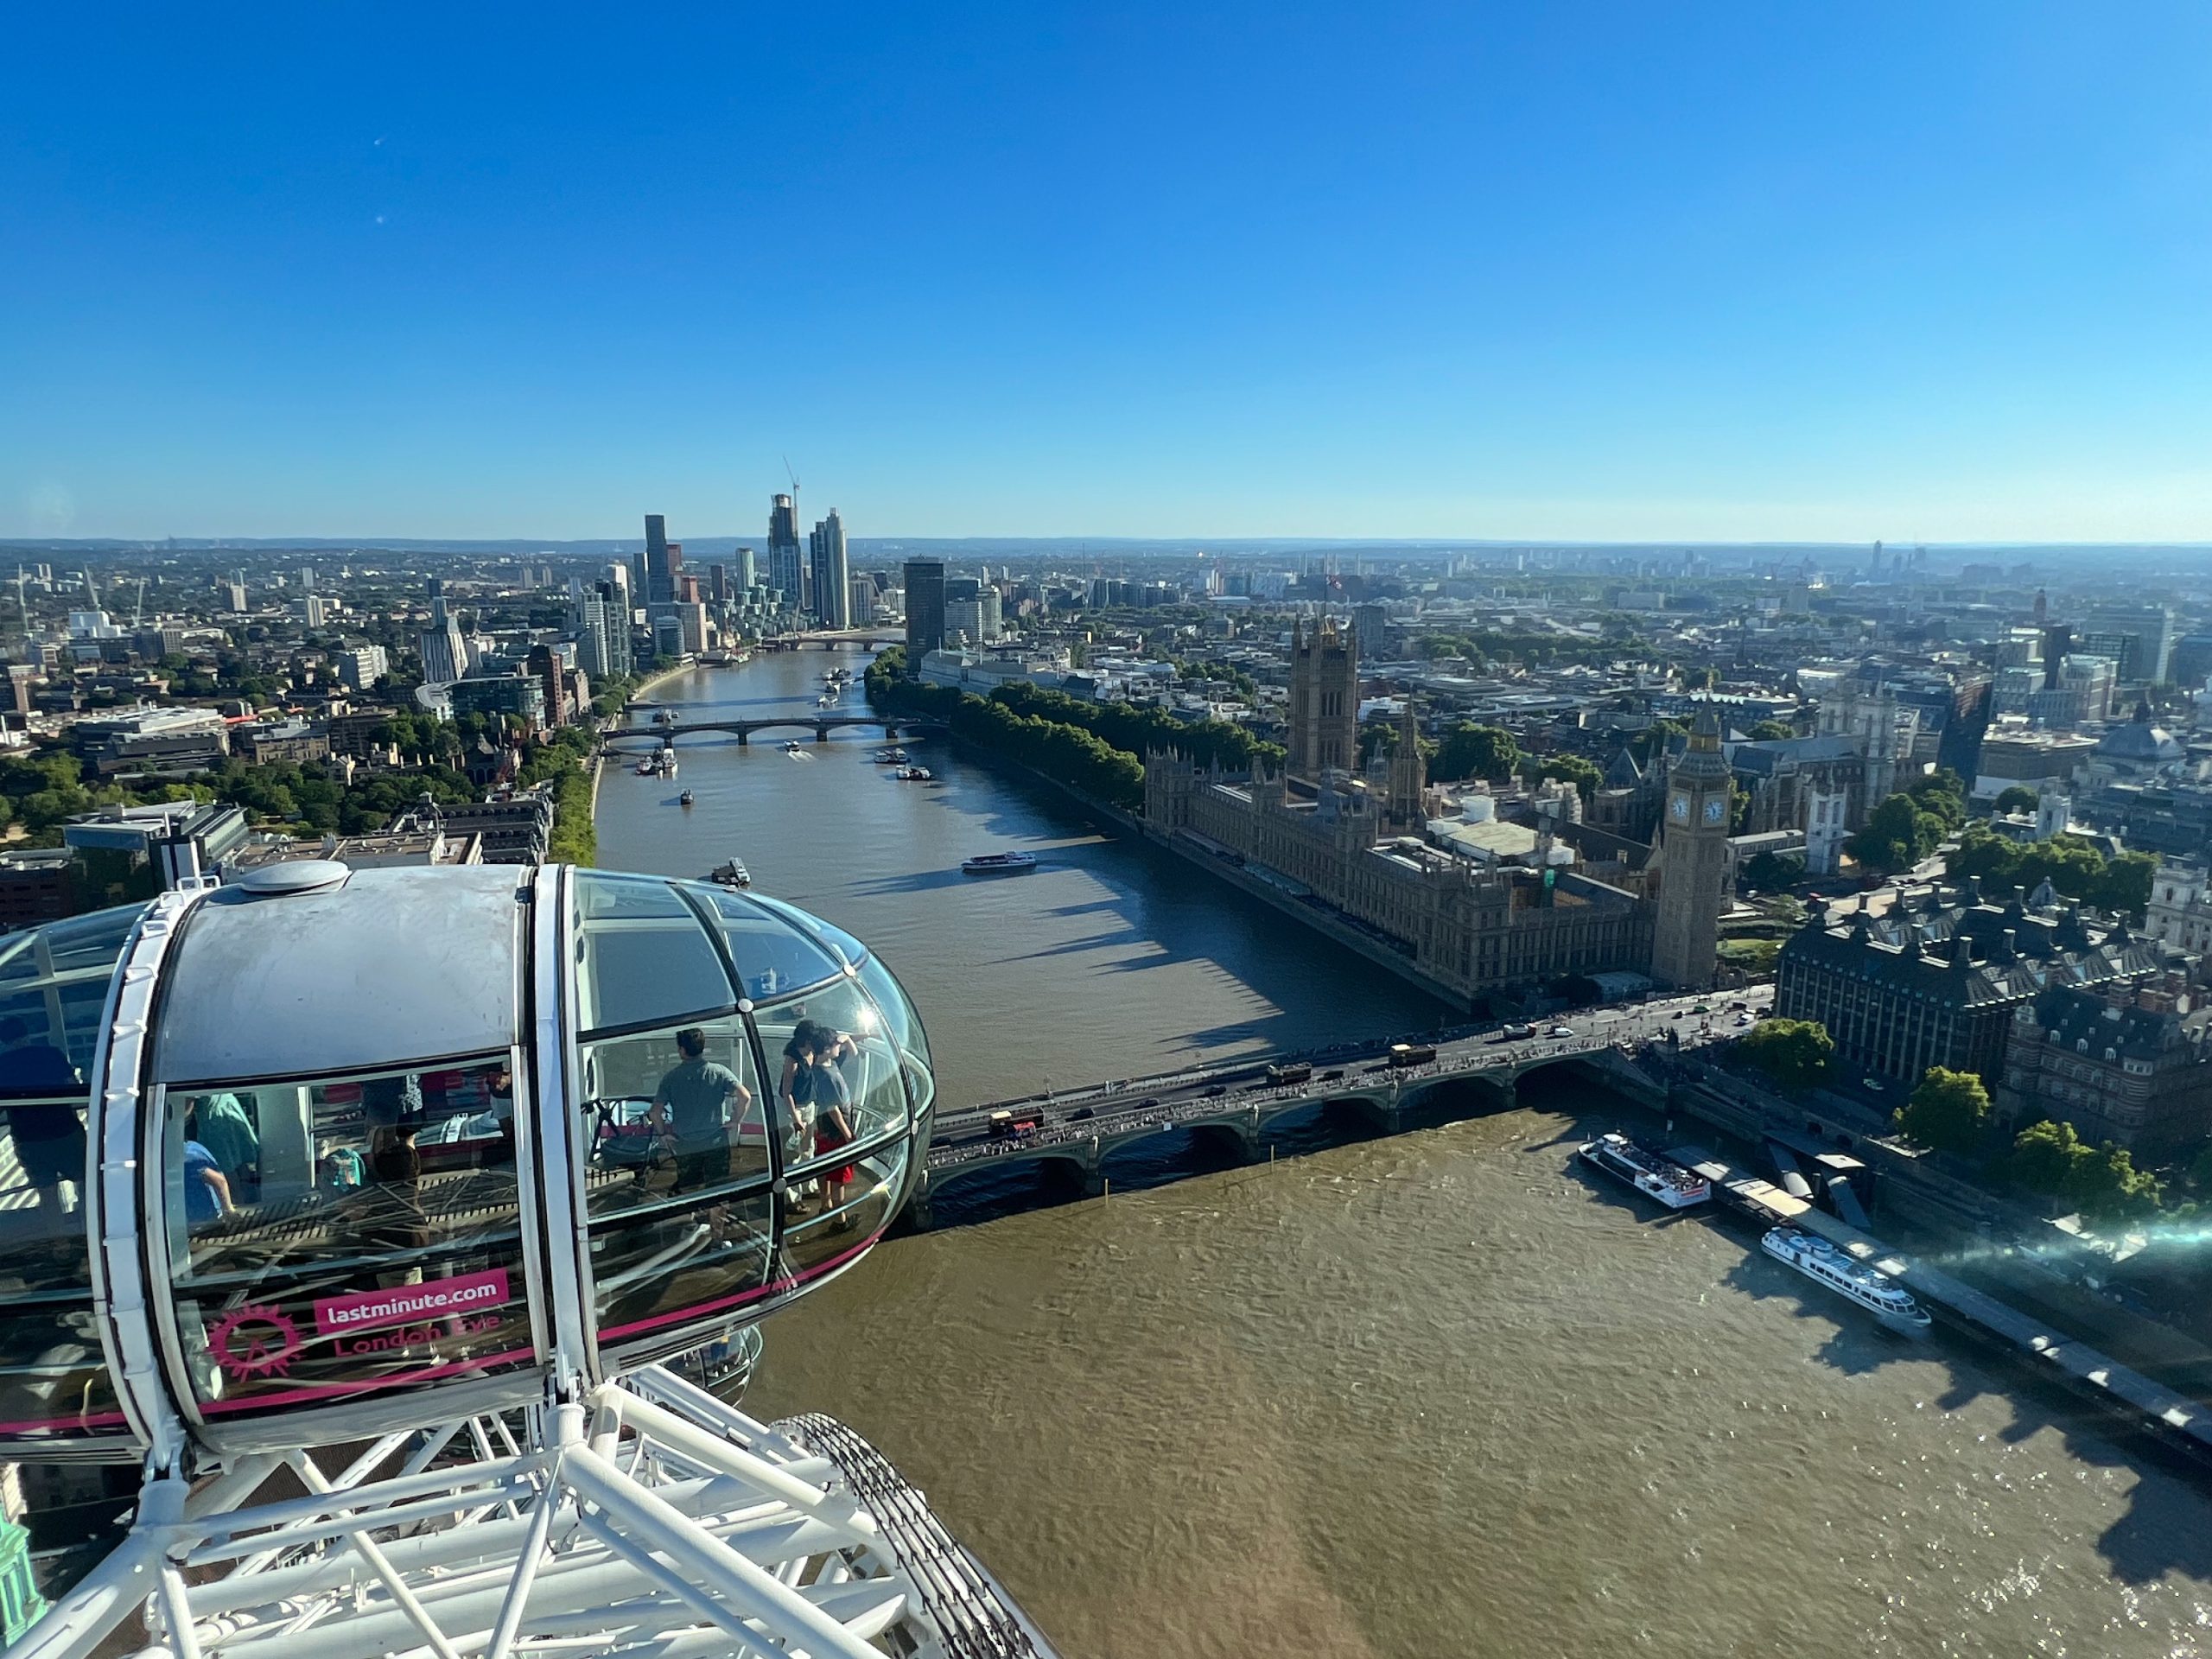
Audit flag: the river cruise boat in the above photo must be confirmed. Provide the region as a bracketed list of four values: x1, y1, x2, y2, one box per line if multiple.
[893, 765, 933, 782]
[709, 858, 752, 887]
[783, 740, 804, 755]
[962, 851, 1038, 876]
[1760, 1227, 1933, 1335]
[1577, 1132, 1710, 1210]
[655, 751, 677, 777]
[874, 747, 910, 764]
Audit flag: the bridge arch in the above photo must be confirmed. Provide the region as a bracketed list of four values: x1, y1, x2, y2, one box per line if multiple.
[914, 1149, 1093, 1228]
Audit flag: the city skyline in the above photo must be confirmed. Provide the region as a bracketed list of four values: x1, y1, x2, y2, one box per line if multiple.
[9, 6, 2212, 542]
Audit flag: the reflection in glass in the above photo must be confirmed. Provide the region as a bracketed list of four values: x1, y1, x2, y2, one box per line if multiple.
[781, 1143, 904, 1281]
[0, 906, 139, 1091]
[857, 951, 930, 1069]
[163, 1056, 531, 1416]
[591, 1190, 773, 1356]
[573, 872, 734, 1033]
[0, 905, 138, 1445]
[694, 886, 844, 1002]
[579, 1020, 766, 1218]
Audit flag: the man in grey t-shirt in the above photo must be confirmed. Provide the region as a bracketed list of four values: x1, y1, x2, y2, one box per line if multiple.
[652, 1027, 753, 1194]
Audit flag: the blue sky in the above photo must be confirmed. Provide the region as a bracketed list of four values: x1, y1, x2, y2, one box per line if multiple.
[5, 3, 2212, 542]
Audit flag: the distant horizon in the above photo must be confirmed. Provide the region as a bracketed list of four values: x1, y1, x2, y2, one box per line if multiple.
[9, 532, 2212, 560]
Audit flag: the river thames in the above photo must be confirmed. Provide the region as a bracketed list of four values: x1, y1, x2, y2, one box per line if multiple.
[596, 647, 2212, 1659]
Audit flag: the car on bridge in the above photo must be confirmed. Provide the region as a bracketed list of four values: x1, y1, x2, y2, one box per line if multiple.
[1497, 1024, 1536, 1041]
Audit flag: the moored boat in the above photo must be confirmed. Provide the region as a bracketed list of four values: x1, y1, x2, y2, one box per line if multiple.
[1760, 1227, 1932, 1335]
[1577, 1132, 1709, 1210]
[962, 851, 1039, 875]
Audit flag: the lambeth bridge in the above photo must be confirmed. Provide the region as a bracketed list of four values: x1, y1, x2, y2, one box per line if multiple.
[909, 985, 1772, 1225]
[606, 711, 949, 748]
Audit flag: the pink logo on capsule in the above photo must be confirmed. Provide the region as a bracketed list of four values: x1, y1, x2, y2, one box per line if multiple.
[209, 1305, 302, 1380]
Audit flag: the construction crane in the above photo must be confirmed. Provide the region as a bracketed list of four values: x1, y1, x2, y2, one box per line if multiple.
[783, 454, 800, 525]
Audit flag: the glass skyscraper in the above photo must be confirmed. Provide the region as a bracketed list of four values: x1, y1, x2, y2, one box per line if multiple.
[809, 509, 850, 629]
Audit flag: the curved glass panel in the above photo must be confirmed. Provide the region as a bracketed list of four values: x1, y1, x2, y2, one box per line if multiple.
[0, 906, 140, 1446]
[857, 950, 931, 1070]
[747, 893, 868, 971]
[160, 1057, 534, 1419]
[781, 1140, 906, 1281]
[0, 903, 143, 1094]
[754, 979, 907, 1179]
[693, 887, 844, 1001]
[574, 873, 734, 1033]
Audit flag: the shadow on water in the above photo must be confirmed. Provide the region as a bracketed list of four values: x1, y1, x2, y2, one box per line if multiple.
[849, 868, 972, 897]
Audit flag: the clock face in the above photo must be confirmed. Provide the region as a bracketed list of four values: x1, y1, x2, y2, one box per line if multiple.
[1704, 797, 1727, 824]
[1669, 794, 1689, 822]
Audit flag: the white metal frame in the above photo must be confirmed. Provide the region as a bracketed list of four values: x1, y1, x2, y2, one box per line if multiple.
[11, 1366, 1051, 1659]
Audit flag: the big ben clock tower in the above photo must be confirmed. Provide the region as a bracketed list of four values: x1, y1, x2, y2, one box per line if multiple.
[1650, 704, 1732, 990]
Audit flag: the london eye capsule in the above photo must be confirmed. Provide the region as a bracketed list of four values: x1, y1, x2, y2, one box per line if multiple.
[0, 861, 934, 1461]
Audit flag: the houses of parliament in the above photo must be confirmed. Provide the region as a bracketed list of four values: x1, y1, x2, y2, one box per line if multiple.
[1142, 616, 1730, 1007]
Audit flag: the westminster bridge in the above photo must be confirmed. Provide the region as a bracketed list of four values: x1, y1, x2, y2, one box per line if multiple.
[909, 985, 1773, 1226]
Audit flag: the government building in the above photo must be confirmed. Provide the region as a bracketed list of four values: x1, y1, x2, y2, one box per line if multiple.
[1141, 621, 1732, 1007]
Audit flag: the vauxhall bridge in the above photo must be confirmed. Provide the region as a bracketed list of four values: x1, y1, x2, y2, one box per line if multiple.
[910, 984, 1773, 1225]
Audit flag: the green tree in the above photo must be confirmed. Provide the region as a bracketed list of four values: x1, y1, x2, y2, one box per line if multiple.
[1518, 753, 1603, 804]
[1894, 1066, 1991, 1154]
[1847, 792, 1935, 873]
[2010, 1118, 2088, 1194]
[2066, 1143, 2163, 1221]
[1743, 849, 1805, 888]
[2011, 1120, 2163, 1219]
[1431, 722, 1519, 782]
[2093, 851, 2157, 918]
[1905, 769, 1968, 832]
[1993, 785, 2040, 815]
[1747, 720, 1796, 741]
[1738, 1018, 1834, 1092]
